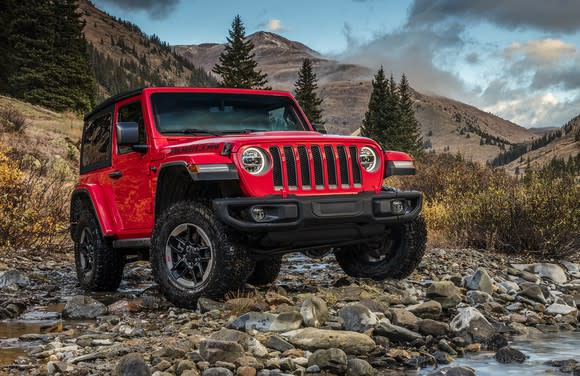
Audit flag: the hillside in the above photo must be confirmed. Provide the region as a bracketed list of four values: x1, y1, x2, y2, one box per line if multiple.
[77, 0, 215, 101]
[504, 115, 580, 174]
[175, 32, 536, 162]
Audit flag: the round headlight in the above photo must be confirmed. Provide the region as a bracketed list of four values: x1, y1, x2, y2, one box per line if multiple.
[241, 147, 269, 175]
[359, 146, 378, 172]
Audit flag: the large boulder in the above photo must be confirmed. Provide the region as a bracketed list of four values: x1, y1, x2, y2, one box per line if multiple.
[346, 358, 374, 376]
[338, 304, 378, 332]
[308, 348, 347, 374]
[64, 296, 107, 319]
[464, 268, 493, 294]
[545, 303, 578, 316]
[281, 328, 376, 355]
[114, 353, 151, 376]
[495, 346, 526, 363]
[0, 269, 29, 288]
[512, 263, 567, 284]
[449, 307, 495, 343]
[300, 296, 328, 328]
[229, 312, 302, 332]
[199, 339, 245, 363]
[427, 281, 461, 309]
[209, 329, 268, 357]
[518, 284, 546, 304]
[389, 308, 419, 329]
[416, 319, 449, 337]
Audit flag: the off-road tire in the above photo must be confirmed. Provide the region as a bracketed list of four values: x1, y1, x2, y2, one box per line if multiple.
[247, 257, 282, 285]
[73, 206, 124, 291]
[335, 216, 427, 280]
[150, 201, 253, 308]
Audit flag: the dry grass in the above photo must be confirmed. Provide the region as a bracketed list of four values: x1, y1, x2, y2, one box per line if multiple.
[224, 290, 258, 316]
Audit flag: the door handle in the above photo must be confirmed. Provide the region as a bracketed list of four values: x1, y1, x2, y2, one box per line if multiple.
[108, 171, 123, 179]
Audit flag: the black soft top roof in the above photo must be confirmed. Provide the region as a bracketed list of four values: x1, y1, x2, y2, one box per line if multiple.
[84, 87, 144, 121]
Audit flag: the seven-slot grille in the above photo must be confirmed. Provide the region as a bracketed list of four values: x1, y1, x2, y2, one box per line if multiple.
[268, 144, 363, 191]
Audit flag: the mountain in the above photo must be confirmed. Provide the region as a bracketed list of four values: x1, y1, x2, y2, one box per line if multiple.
[503, 115, 580, 174]
[175, 32, 536, 162]
[77, 0, 215, 101]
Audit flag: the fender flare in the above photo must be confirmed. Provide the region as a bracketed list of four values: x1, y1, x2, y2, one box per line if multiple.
[70, 186, 118, 239]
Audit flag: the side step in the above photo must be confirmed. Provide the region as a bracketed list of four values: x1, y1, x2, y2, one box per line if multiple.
[112, 238, 151, 249]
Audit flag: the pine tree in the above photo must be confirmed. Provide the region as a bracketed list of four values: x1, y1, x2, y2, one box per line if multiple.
[381, 73, 402, 150]
[361, 67, 388, 146]
[294, 59, 324, 125]
[398, 73, 423, 156]
[0, 0, 15, 92]
[212, 15, 269, 89]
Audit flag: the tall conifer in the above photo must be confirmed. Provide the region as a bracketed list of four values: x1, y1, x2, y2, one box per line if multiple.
[398, 74, 423, 156]
[294, 58, 324, 126]
[213, 15, 269, 89]
[361, 66, 388, 146]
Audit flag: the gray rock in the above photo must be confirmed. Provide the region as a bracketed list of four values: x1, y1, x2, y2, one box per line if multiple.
[176, 360, 197, 376]
[374, 322, 422, 342]
[199, 339, 245, 363]
[389, 308, 419, 329]
[114, 353, 151, 376]
[545, 303, 578, 316]
[417, 319, 450, 336]
[308, 348, 347, 374]
[198, 298, 224, 314]
[346, 358, 374, 376]
[202, 368, 233, 376]
[427, 366, 475, 376]
[433, 351, 454, 365]
[408, 300, 442, 319]
[47, 361, 67, 375]
[305, 365, 320, 373]
[0, 269, 29, 288]
[500, 280, 520, 293]
[512, 263, 567, 284]
[338, 303, 378, 332]
[209, 329, 267, 357]
[465, 268, 494, 294]
[467, 290, 494, 305]
[300, 296, 328, 328]
[64, 295, 107, 319]
[281, 328, 376, 355]
[518, 284, 546, 304]
[495, 346, 526, 363]
[264, 334, 294, 352]
[450, 307, 495, 343]
[427, 281, 458, 298]
[230, 312, 302, 332]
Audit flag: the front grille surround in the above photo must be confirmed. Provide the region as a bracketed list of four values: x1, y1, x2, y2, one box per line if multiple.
[267, 144, 367, 191]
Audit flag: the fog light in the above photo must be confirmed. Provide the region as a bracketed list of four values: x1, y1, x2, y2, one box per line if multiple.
[250, 207, 266, 222]
[391, 200, 405, 215]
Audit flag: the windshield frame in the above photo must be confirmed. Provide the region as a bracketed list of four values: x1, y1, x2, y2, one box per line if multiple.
[148, 91, 312, 136]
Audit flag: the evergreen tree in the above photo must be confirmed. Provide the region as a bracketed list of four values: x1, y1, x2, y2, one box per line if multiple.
[294, 59, 324, 125]
[361, 67, 388, 145]
[0, 0, 15, 92]
[382, 73, 402, 149]
[6, 0, 96, 113]
[398, 74, 423, 156]
[212, 15, 269, 89]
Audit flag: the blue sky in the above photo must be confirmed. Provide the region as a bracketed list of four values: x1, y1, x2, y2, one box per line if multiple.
[94, 0, 580, 129]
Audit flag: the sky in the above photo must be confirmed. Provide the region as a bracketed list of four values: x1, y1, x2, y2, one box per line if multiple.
[93, 0, 580, 129]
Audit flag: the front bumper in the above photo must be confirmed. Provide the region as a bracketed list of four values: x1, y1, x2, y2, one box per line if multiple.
[213, 190, 422, 232]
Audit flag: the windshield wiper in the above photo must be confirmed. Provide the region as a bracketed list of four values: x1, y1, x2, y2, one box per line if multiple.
[218, 129, 263, 134]
[169, 128, 221, 135]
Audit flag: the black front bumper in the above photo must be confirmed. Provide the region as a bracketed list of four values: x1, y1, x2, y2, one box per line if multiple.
[213, 190, 422, 232]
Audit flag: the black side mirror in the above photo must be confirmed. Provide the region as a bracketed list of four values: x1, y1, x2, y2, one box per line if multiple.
[313, 124, 328, 134]
[117, 122, 139, 145]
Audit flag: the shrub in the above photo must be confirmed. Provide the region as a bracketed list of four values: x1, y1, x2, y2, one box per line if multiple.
[394, 154, 579, 256]
[0, 106, 29, 133]
[0, 145, 72, 252]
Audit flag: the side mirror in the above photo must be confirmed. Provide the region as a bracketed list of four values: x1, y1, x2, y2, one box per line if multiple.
[312, 124, 328, 134]
[117, 122, 139, 145]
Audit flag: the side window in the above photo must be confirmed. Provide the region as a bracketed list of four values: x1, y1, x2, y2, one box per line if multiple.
[117, 101, 146, 154]
[81, 112, 112, 172]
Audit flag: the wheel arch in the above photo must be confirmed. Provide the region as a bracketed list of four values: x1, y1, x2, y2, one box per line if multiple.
[70, 187, 116, 240]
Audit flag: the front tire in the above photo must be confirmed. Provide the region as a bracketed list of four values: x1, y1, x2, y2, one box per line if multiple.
[150, 201, 252, 308]
[335, 216, 426, 280]
[74, 206, 124, 291]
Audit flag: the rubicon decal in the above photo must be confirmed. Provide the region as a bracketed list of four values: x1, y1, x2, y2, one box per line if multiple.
[169, 143, 221, 154]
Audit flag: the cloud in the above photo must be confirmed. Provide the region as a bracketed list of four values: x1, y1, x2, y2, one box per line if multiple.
[407, 0, 580, 33]
[98, 0, 180, 19]
[341, 22, 471, 99]
[266, 19, 284, 32]
[465, 52, 479, 64]
[504, 39, 577, 64]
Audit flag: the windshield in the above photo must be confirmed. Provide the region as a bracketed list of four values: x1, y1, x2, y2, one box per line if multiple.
[151, 92, 309, 134]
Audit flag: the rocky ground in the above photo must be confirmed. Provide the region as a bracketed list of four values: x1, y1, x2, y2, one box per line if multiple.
[0, 248, 579, 376]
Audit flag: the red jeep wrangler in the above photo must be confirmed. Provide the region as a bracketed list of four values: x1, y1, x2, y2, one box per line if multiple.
[70, 87, 426, 308]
